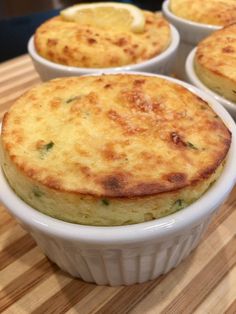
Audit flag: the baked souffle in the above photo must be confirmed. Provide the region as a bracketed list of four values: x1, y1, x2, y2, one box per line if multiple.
[34, 8, 171, 68]
[0, 74, 231, 226]
[195, 24, 236, 103]
[169, 0, 236, 26]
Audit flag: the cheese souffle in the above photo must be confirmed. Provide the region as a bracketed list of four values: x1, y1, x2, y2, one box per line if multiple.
[195, 24, 236, 103]
[0, 74, 231, 226]
[34, 10, 171, 68]
[169, 0, 236, 26]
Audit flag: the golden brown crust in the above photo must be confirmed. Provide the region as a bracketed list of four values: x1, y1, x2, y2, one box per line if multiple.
[195, 24, 236, 102]
[170, 0, 236, 26]
[1, 75, 231, 198]
[34, 12, 171, 68]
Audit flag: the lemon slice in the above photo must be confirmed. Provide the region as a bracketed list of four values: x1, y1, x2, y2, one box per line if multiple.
[60, 2, 145, 33]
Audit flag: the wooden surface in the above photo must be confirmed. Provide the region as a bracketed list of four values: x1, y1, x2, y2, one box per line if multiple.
[1, 55, 236, 314]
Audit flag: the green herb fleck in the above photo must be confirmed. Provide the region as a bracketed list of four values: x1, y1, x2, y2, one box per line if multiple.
[101, 199, 110, 206]
[175, 199, 182, 207]
[123, 220, 133, 225]
[39, 141, 54, 159]
[66, 96, 79, 103]
[207, 180, 216, 191]
[82, 112, 90, 119]
[173, 199, 185, 211]
[44, 141, 54, 151]
[33, 187, 44, 198]
[186, 141, 198, 150]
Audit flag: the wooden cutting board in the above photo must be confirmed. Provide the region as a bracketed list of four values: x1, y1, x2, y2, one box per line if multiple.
[0, 55, 236, 314]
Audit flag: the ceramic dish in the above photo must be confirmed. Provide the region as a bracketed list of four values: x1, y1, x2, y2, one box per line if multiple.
[162, 0, 220, 45]
[185, 48, 236, 120]
[27, 24, 179, 81]
[162, 0, 220, 78]
[1, 72, 236, 286]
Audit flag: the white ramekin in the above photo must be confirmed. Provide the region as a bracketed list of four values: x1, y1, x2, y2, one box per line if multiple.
[185, 48, 236, 120]
[27, 25, 179, 81]
[1, 72, 236, 286]
[162, 0, 220, 78]
[162, 0, 220, 45]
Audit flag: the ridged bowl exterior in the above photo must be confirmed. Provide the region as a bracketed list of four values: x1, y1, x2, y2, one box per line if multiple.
[27, 214, 212, 286]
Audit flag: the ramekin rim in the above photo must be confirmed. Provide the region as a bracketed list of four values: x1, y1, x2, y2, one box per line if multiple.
[1, 72, 236, 244]
[185, 47, 236, 113]
[162, 0, 221, 31]
[27, 24, 180, 73]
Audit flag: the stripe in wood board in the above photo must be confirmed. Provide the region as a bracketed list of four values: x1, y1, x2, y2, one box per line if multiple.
[0, 215, 17, 237]
[0, 55, 32, 73]
[0, 224, 26, 250]
[195, 265, 236, 314]
[65, 286, 123, 314]
[0, 65, 36, 85]
[0, 234, 36, 271]
[32, 280, 95, 314]
[0, 258, 58, 312]
[1, 247, 45, 288]
[4, 270, 72, 314]
[225, 299, 236, 314]
[160, 236, 236, 314]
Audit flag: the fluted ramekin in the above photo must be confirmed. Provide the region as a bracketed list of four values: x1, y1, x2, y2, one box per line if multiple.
[162, 0, 220, 78]
[186, 48, 236, 120]
[1, 72, 236, 286]
[27, 24, 179, 81]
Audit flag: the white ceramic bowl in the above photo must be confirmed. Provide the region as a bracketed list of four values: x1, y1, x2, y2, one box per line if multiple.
[1, 72, 236, 286]
[185, 48, 236, 120]
[162, 0, 220, 79]
[162, 0, 220, 45]
[27, 24, 179, 81]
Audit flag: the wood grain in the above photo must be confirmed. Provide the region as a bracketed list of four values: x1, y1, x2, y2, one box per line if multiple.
[0, 55, 236, 314]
